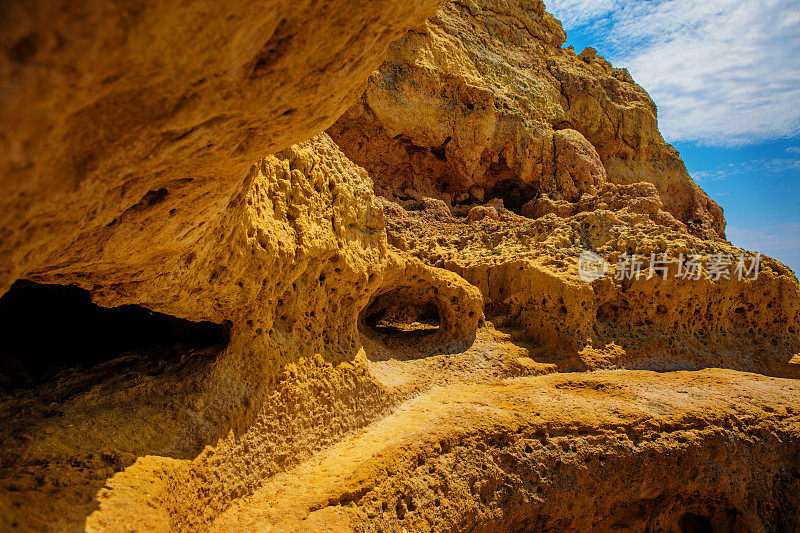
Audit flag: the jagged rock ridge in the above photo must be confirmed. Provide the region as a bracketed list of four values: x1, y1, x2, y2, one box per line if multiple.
[329, 0, 725, 240]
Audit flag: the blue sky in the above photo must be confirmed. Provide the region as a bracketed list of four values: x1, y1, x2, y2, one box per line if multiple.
[545, 0, 800, 273]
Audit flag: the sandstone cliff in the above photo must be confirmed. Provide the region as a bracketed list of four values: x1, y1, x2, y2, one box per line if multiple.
[329, 0, 725, 240]
[0, 0, 799, 531]
[0, 0, 443, 297]
[330, 0, 798, 373]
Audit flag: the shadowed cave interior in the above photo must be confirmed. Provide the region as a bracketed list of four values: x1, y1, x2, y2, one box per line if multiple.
[361, 288, 441, 338]
[0, 280, 229, 391]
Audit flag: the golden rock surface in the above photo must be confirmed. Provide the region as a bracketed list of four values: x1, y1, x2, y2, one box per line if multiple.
[0, 0, 799, 531]
[0, 0, 443, 294]
[329, 0, 725, 239]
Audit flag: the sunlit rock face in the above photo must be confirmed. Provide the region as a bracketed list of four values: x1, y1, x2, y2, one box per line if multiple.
[329, 0, 725, 240]
[0, 0, 444, 297]
[1, 0, 800, 531]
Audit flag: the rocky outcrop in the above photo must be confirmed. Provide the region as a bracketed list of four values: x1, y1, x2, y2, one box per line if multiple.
[326, 0, 798, 373]
[359, 251, 484, 361]
[328, 0, 725, 239]
[0, 5, 451, 522]
[1, 0, 799, 531]
[0, 0, 444, 296]
[381, 194, 800, 375]
[207, 369, 800, 532]
[0, 133, 398, 530]
[0, 132, 487, 531]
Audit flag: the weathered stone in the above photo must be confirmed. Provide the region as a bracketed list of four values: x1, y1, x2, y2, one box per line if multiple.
[467, 205, 500, 222]
[0, 0, 444, 296]
[329, 0, 724, 239]
[1, 0, 799, 531]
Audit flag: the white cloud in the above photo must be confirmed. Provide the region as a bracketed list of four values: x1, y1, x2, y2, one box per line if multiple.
[692, 158, 800, 182]
[545, 0, 800, 146]
[788, 146, 800, 154]
[544, 0, 618, 29]
[726, 222, 800, 273]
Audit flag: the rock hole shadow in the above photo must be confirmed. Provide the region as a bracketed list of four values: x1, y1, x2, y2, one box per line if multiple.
[0, 280, 230, 530]
[359, 286, 477, 362]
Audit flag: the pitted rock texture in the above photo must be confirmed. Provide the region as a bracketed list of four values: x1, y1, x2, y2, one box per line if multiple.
[206, 370, 800, 532]
[0, 0, 444, 295]
[380, 196, 800, 375]
[328, 0, 724, 239]
[1, 0, 800, 531]
[0, 133, 490, 531]
[0, 134, 404, 531]
[359, 251, 485, 361]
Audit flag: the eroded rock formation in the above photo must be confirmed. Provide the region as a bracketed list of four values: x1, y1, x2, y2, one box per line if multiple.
[328, 0, 725, 239]
[381, 191, 800, 375]
[1, 0, 799, 531]
[0, 0, 444, 296]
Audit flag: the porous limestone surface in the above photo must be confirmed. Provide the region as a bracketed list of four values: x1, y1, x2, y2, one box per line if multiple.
[329, 0, 724, 239]
[1, 0, 799, 531]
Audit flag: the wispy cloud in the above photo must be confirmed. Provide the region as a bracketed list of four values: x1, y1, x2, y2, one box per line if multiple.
[544, 0, 618, 29]
[726, 222, 800, 273]
[545, 0, 800, 146]
[788, 146, 800, 154]
[692, 158, 800, 182]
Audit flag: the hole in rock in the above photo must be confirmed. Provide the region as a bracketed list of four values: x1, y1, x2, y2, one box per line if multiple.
[679, 512, 713, 533]
[486, 179, 539, 213]
[0, 280, 229, 390]
[361, 289, 441, 338]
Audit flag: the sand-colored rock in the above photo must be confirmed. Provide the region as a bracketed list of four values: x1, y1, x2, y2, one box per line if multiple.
[0, 134, 395, 530]
[99, 369, 800, 532]
[328, 0, 724, 239]
[380, 196, 800, 375]
[467, 205, 501, 222]
[1, 0, 800, 531]
[0, 0, 444, 296]
[550, 128, 607, 202]
[360, 250, 484, 361]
